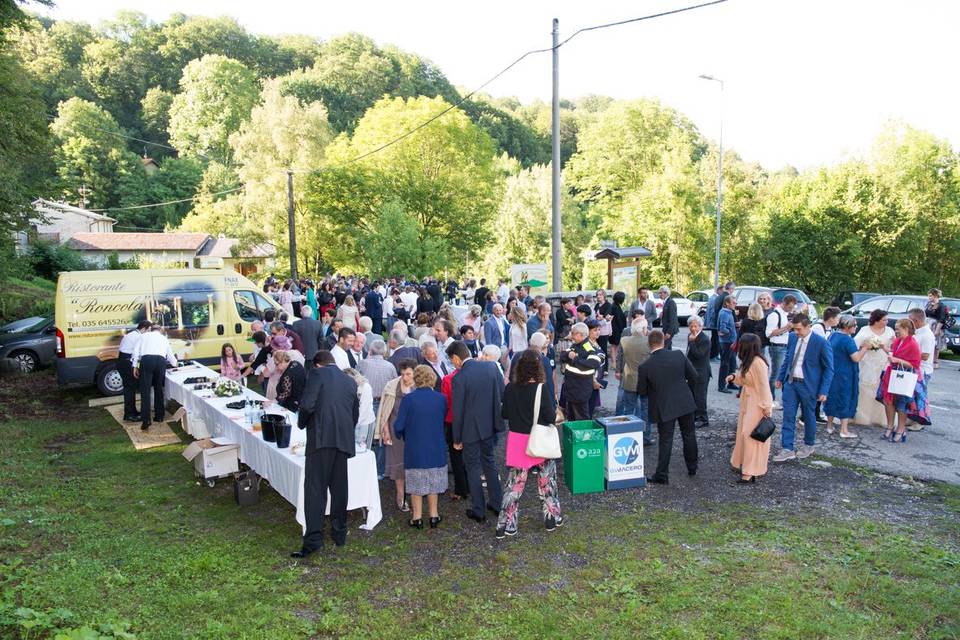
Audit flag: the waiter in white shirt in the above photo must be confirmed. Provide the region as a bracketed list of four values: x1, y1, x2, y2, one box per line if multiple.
[132, 324, 178, 430]
[118, 321, 152, 422]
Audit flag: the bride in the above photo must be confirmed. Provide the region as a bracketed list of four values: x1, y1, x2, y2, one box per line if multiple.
[852, 309, 894, 427]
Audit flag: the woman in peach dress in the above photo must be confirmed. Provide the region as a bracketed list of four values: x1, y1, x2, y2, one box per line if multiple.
[728, 334, 773, 483]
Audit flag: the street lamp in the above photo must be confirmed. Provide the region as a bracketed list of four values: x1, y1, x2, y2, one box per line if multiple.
[698, 74, 723, 289]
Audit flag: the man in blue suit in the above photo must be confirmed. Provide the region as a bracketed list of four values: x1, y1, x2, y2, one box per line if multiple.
[773, 313, 834, 462]
[482, 303, 510, 357]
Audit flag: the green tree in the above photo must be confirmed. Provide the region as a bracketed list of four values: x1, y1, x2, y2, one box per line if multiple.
[167, 54, 259, 163]
[49, 97, 141, 210]
[8, 17, 95, 111]
[117, 156, 203, 229]
[304, 95, 499, 274]
[139, 86, 174, 146]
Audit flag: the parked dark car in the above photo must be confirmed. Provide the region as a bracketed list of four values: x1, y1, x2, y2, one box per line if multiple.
[846, 294, 923, 329]
[830, 290, 882, 309]
[733, 286, 820, 323]
[0, 316, 57, 372]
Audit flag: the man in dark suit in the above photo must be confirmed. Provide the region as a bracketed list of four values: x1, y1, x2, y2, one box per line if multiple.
[292, 306, 323, 362]
[450, 341, 505, 523]
[773, 313, 834, 462]
[426, 279, 443, 313]
[554, 298, 574, 342]
[658, 286, 679, 350]
[292, 351, 359, 557]
[364, 286, 384, 336]
[474, 279, 489, 307]
[636, 329, 699, 484]
[685, 316, 712, 428]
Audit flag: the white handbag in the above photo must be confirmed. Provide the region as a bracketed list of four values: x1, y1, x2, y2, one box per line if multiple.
[525, 383, 562, 459]
[887, 365, 918, 397]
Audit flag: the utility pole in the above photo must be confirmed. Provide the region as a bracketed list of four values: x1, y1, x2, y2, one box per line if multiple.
[286, 170, 298, 280]
[550, 18, 562, 293]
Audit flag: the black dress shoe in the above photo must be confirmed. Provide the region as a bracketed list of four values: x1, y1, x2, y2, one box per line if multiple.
[409, 518, 424, 529]
[332, 538, 346, 547]
[717, 387, 733, 394]
[290, 546, 319, 558]
[124, 413, 141, 422]
[140, 423, 150, 431]
[646, 476, 669, 485]
[465, 509, 487, 523]
[429, 516, 442, 529]
[688, 468, 697, 477]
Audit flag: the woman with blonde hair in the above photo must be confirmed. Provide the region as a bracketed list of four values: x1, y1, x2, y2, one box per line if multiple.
[739, 303, 767, 342]
[508, 305, 528, 355]
[336, 294, 360, 331]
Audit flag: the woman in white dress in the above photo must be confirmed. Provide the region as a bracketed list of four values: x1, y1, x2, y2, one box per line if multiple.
[279, 281, 295, 318]
[337, 295, 360, 331]
[852, 309, 894, 427]
[508, 305, 528, 356]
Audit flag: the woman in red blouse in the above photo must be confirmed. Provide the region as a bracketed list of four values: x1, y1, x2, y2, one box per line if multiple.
[879, 319, 922, 443]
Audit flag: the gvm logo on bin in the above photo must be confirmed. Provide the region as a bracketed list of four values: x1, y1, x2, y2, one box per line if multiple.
[613, 437, 641, 466]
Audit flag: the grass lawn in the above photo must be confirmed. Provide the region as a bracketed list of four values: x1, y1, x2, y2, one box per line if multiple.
[1, 383, 958, 639]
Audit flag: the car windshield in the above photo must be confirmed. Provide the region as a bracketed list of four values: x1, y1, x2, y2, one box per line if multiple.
[1, 317, 48, 333]
[772, 289, 809, 303]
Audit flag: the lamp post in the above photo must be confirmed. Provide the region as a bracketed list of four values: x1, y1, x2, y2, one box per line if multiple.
[698, 74, 723, 289]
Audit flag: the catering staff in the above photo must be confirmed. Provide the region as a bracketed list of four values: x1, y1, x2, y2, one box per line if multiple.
[118, 321, 151, 422]
[132, 324, 178, 431]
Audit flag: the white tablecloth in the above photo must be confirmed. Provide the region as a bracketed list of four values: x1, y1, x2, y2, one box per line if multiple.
[166, 364, 382, 532]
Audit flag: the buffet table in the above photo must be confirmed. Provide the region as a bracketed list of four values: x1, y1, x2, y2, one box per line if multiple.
[166, 364, 382, 532]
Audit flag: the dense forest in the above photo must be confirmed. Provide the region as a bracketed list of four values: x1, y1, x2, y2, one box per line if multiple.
[3, 4, 959, 296]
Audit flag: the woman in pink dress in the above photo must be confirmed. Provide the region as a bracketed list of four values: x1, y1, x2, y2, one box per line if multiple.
[727, 334, 773, 483]
[495, 349, 562, 539]
[878, 319, 922, 443]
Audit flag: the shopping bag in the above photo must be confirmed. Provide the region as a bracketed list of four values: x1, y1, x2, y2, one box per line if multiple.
[526, 384, 562, 459]
[887, 366, 918, 397]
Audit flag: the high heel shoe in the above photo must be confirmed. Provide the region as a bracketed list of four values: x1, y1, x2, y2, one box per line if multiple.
[429, 516, 442, 529]
[881, 429, 893, 441]
[409, 518, 423, 529]
[892, 431, 907, 443]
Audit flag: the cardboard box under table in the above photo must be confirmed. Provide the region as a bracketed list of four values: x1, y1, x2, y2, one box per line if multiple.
[561, 420, 606, 494]
[182, 437, 239, 485]
[595, 415, 646, 489]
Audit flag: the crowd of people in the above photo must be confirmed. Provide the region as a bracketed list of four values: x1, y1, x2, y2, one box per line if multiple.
[119, 272, 947, 554]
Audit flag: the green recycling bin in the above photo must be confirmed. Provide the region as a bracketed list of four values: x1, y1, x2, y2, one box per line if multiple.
[562, 420, 606, 494]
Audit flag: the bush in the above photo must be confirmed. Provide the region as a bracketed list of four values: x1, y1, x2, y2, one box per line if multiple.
[26, 241, 93, 280]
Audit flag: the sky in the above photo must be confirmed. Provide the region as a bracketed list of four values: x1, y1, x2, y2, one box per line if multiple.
[36, 0, 960, 171]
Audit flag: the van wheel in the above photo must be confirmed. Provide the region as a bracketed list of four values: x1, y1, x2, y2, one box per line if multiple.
[96, 362, 124, 396]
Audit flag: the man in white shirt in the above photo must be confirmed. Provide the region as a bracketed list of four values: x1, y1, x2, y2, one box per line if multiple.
[909, 308, 936, 431]
[496, 280, 510, 305]
[117, 321, 151, 422]
[132, 324, 179, 430]
[399, 286, 418, 317]
[765, 294, 796, 408]
[330, 327, 355, 370]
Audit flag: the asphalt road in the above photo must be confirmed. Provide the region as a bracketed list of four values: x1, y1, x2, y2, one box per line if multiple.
[597, 327, 960, 484]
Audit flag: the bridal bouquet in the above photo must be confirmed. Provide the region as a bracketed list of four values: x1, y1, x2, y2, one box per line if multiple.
[214, 377, 243, 397]
[868, 336, 884, 350]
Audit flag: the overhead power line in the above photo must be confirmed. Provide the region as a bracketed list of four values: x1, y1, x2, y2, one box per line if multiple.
[315, 0, 729, 168]
[88, 186, 243, 213]
[557, 0, 728, 48]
